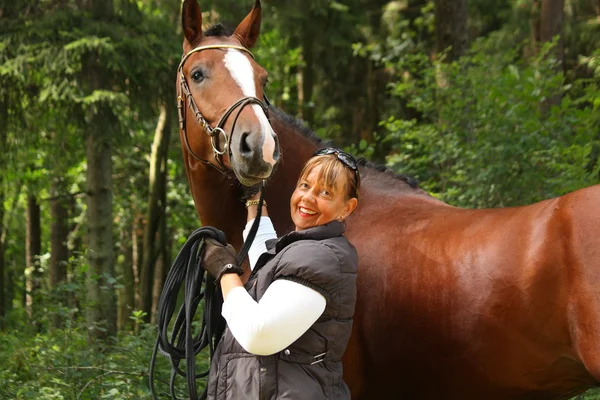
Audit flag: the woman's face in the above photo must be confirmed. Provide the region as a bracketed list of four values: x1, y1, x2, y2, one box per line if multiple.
[290, 164, 358, 231]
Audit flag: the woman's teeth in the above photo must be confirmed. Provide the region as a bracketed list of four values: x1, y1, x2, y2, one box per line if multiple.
[300, 207, 316, 215]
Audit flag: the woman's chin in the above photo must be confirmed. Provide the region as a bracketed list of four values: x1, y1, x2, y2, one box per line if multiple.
[293, 217, 314, 231]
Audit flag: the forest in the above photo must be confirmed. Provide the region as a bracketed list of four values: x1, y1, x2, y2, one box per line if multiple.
[0, 0, 599, 398]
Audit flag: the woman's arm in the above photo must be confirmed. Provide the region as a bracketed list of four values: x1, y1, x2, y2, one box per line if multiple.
[221, 279, 326, 355]
[219, 195, 276, 304]
[244, 195, 277, 270]
[245, 196, 268, 222]
[243, 217, 277, 270]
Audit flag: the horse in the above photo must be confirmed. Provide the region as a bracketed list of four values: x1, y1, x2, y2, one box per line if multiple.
[176, 0, 600, 398]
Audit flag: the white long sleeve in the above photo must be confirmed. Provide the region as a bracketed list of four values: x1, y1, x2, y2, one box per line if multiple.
[223, 216, 327, 355]
[222, 281, 326, 355]
[242, 217, 277, 270]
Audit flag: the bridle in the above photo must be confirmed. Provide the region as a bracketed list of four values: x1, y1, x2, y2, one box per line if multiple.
[177, 44, 269, 174]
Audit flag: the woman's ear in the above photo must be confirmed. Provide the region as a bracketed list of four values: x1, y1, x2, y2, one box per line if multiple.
[342, 197, 358, 220]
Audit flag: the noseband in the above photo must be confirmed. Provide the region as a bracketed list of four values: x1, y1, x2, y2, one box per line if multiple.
[177, 44, 268, 173]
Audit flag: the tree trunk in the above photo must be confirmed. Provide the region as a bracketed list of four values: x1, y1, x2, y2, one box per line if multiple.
[540, 0, 565, 70]
[0, 91, 6, 328]
[529, 0, 564, 108]
[0, 176, 5, 328]
[528, 1, 541, 59]
[49, 178, 70, 330]
[151, 214, 170, 325]
[434, 0, 469, 61]
[140, 101, 172, 323]
[151, 249, 165, 325]
[540, 0, 565, 107]
[25, 194, 42, 325]
[133, 213, 143, 312]
[83, 0, 116, 339]
[86, 129, 116, 338]
[117, 223, 135, 332]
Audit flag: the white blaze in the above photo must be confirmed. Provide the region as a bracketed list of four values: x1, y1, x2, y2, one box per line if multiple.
[223, 49, 276, 166]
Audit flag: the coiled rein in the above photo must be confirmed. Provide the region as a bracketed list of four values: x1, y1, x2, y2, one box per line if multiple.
[149, 189, 266, 399]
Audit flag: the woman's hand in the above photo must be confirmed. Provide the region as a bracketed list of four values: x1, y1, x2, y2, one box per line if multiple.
[201, 238, 243, 281]
[241, 183, 261, 202]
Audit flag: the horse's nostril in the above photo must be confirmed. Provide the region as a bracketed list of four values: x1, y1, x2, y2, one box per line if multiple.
[240, 132, 252, 155]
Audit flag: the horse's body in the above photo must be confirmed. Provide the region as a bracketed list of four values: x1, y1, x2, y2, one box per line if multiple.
[344, 166, 600, 399]
[177, 1, 600, 398]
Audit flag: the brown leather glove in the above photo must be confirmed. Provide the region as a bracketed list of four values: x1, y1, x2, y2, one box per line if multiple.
[201, 238, 244, 281]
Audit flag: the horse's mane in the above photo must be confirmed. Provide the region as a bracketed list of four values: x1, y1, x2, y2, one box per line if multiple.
[269, 107, 324, 146]
[204, 24, 232, 37]
[269, 108, 420, 190]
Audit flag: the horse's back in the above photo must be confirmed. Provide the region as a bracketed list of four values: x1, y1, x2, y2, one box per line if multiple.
[344, 184, 600, 399]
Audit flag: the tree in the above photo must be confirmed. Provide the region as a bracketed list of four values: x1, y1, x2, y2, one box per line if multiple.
[540, 0, 565, 106]
[139, 98, 173, 323]
[49, 177, 70, 330]
[434, 0, 469, 61]
[0, 93, 6, 327]
[81, 0, 118, 338]
[25, 194, 42, 324]
[535, 0, 565, 69]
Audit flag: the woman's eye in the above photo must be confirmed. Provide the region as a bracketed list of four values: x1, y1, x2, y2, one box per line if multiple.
[299, 183, 308, 189]
[191, 70, 204, 82]
[320, 190, 331, 197]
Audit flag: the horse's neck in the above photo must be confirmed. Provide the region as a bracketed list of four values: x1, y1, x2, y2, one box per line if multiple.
[184, 159, 247, 249]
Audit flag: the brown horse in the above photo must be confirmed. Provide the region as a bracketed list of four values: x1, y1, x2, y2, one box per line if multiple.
[177, 0, 600, 398]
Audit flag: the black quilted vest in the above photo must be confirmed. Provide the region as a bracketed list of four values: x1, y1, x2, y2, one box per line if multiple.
[207, 220, 358, 400]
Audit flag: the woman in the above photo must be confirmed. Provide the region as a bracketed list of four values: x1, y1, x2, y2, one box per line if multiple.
[202, 147, 360, 399]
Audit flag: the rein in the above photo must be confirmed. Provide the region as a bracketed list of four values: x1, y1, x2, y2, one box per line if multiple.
[150, 188, 266, 400]
[177, 44, 269, 174]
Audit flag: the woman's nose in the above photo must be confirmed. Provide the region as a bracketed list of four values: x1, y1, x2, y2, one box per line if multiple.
[304, 190, 317, 203]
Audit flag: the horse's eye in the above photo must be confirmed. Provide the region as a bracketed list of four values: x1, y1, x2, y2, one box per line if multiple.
[191, 69, 204, 82]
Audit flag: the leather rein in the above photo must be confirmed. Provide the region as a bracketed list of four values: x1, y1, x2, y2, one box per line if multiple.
[177, 44, 269, 174]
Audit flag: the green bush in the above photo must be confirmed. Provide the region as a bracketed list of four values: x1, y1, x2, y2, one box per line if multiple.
[382, 32, 600, 208]
[0, 322, 209, 399]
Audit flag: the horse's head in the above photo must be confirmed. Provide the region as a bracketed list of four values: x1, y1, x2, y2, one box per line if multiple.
[178, 0, 279, 185]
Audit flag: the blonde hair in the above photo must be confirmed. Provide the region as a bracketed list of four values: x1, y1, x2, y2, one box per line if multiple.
[297, 155, 360, 200]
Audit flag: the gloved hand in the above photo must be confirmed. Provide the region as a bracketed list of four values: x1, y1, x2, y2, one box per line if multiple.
[201, 238, 244, 281]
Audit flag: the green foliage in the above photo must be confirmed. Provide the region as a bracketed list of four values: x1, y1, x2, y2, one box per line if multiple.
[381, 33, 600, 208]
[0, 321, 208, 399]
[255, 28, 303, 110]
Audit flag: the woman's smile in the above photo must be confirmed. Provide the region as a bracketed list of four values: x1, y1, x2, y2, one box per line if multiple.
[298, 206, 317, 217]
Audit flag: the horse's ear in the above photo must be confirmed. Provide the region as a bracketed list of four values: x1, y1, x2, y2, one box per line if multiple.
[182, 0, 203, 47]
[234, 0, 261, 48]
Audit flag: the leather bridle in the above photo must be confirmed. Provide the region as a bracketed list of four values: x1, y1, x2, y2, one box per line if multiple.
[177, 44, 269, 174]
